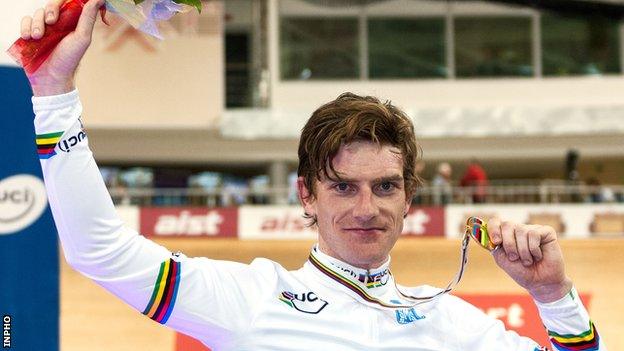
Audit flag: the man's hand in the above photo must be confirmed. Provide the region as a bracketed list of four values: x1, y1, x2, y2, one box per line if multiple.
[487, 218, 573, 303]
[21, 0, 105, 96]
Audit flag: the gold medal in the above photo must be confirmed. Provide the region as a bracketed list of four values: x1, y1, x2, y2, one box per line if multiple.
[465, 216, 497, 251]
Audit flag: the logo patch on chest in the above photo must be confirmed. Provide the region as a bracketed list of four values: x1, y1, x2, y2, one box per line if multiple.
[395, 308, 426, 324]
[278, 291, 328, 314]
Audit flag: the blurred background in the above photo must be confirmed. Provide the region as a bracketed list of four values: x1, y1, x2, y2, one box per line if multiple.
[1, 0, 624, 350]
[58, 0, 624, 208]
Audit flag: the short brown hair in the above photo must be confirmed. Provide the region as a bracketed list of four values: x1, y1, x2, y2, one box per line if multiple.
[297, 92, 421, 206]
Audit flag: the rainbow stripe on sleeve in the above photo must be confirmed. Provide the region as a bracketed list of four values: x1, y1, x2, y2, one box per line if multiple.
[36, 131, 64, 159]
[549, 321, 600, 351]
[142, 258, 181, 324]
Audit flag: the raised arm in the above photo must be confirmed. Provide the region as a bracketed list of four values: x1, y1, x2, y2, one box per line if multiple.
[20, 2, 273, 347]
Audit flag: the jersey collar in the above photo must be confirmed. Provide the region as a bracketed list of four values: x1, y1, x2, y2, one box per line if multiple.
[311, 245, 392, 291]
[307, 245, 416, 309]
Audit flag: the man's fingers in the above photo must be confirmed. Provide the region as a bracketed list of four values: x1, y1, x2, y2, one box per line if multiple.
[528, 229, 543, 262]
[501, 221, 520, 261]
[44, 0, 64, 25]
[75, 0, 106, 39]
[488, 217, 502, 246]
[31, 8, 46, 40]
[514, 226, 533, 266]
[20, 16, 33, 40]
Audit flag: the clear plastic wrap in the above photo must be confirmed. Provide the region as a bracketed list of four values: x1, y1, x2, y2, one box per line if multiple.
[7, 0, 195, 74]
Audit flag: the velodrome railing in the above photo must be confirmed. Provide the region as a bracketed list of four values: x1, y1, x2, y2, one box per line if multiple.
[108, 181, 624, 207]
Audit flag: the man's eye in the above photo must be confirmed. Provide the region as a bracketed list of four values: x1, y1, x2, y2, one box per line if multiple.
[379, 182, 395, 192]
[335, 183, 350, 192]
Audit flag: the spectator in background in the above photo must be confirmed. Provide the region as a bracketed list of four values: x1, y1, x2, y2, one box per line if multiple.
[288, 171, 299, 205]
[411, 160, 427, 204]
[432, 162, 453, 205]
[564, 149, 584, 202]
[460, 159, 488, 203]
[586, 177, 616, 203]
[249, 175, 270, 204]
[221, 175, 249, 206]
[120, 167, 154, 206]
[188, 171, 222, 207]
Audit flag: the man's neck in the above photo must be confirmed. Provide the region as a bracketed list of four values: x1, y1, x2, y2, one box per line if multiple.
[316, 242, 389, 270]
[314, 245, 390, 275]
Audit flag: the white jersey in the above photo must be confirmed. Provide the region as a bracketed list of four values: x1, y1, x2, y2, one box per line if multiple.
[33, 90, 605, 351]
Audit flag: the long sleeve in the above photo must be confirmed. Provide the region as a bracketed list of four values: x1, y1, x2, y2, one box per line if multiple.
[535, 286, 605, 350]
[443, 288, 606, 350]
[34, 90, 172, 306]
[32, 91, 275, 349]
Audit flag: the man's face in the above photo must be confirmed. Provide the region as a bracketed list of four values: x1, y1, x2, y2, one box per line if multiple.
[298, 140, 411, 269]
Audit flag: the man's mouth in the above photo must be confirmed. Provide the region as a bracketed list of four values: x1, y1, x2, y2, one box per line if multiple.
[343, 227, 385, 234]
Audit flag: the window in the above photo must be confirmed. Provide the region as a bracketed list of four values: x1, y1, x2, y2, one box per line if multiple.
[542, 15, 620, 76]
[225, 33, 251, 108]
[280, 18, 359, 80]
[368, 18, 446, 79]
[455, 17, 533, 77]
[277, 1, 622, 80]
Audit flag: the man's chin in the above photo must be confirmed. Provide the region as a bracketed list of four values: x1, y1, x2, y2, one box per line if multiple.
[341, 229, 385, 243]
[346, 249, 388, 269]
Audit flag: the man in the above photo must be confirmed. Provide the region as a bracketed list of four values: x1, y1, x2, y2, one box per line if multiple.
[20, 1, 604, 349]
[432, 162, 453, 205]
[460, 159, 489, 204]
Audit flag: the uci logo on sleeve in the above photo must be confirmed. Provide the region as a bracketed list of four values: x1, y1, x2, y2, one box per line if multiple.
[36, 120, 87, 159]
[58, 129, 87, 153]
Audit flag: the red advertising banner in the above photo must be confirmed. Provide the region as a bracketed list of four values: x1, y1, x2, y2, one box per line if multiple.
[176, 334, 210, 351]
[402, 206, 445, 237]
[175, 292, 590, 351]
[238, 206, 318, 240]
[139, 207, 238, 238]
[457, 293, 591, 347]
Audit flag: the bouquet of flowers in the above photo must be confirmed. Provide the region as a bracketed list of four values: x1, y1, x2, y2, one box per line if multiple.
[7, 0, 202, 74]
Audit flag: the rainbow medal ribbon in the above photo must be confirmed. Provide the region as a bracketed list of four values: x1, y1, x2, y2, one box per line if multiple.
[465, 216, 498, 252]
[397, 217, 497, 306]
[396, 223, 471, 306]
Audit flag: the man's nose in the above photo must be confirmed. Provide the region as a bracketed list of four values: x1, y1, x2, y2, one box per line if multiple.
[352, 189, 379, 222]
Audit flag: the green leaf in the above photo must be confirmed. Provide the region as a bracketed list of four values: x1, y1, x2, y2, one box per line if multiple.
[133, 0, 144, 4]
[173, 0, 202, 13]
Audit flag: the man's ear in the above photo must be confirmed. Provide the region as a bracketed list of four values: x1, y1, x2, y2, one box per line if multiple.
[297, 176, 316, 216]
[404, 197, 412, 218]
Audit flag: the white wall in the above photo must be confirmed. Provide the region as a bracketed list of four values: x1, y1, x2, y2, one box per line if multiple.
[1, 1, 224, 129]
[77, 4, 224, 129]
[271, 77, 624, 111]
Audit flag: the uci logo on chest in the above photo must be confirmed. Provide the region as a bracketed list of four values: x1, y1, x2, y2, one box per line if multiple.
[278, 291, 328, 314]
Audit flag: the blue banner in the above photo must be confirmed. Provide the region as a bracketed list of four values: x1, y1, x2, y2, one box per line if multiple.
[0, 65, 59, 350]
